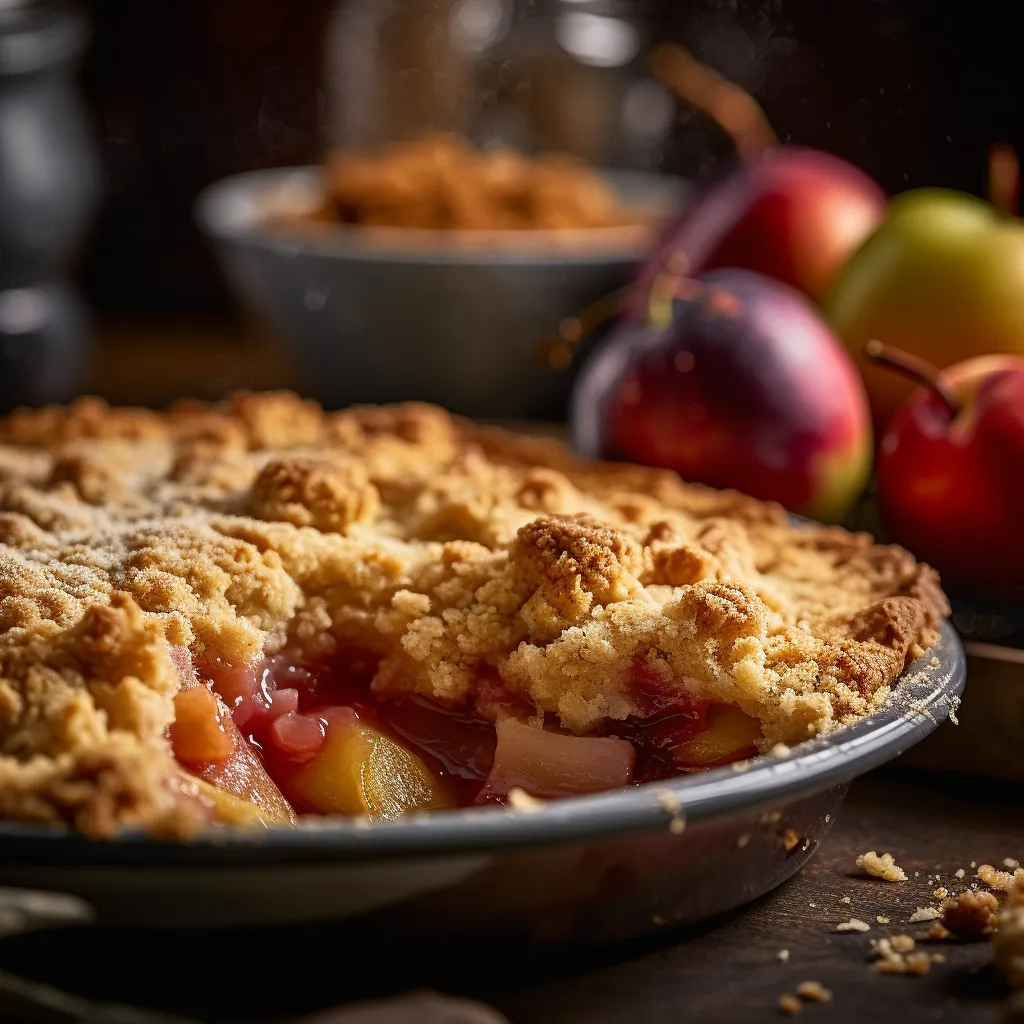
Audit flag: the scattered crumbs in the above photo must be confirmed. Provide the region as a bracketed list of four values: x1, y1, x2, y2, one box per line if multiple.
[782, 829, 801, 852]
[909, 907, 942, 923]
[978, 864, 1020, 891]
[652, 914, 668, 926]
[933, 887, 949, 900]
[836, 918, 871, 933]
[731, 759, 751, 773]
[857, 851, 908, 882]
[669, 815, 686, 835]
[1004, 858, 1021, 871]
[770, 743, 792, 758]
[507, 787, 545, 813]
[931, 953, 946, 964]
[778, 994, 802, 1016]
[914, 872, 920, 878]
[737, 833, 751, 849]
[809, 902, 817, 909]
[941, 890, 999, 938]
[955, 868, 966, 880]
[904, 953, 933, 975]
[929, 656, 940, 667]
[876, 915, 890, 925]
[841, 896, 852, 905]
[656, 789, 681, 814]
[874, 937, 935, 976]
[795, 981, 832, 1003]
[760, 810, 783, 826]
[971, 861, 977, 869]
[778, 949, 790, 962]
[928, 922, 951, 941]
[824, 814, 831, 824]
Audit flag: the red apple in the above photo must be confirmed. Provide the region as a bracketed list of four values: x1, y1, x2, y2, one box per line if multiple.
[572, 269, 873, 523]
[631, 147, 886, 321]
[873, 345, 1024, 600]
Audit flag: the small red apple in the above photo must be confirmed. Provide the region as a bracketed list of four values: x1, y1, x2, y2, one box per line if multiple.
[633, 147, 887, 313]
[871, 343, 1024, 600]
[572, 269, 873, 523]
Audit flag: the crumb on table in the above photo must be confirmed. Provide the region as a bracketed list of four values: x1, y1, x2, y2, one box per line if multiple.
[795, 981, 833, 1003]
[857, 851, 907, 882]
[941, 890, 999, 939]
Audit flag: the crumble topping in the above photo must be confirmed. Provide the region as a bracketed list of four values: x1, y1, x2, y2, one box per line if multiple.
[0, 393, 949, 836]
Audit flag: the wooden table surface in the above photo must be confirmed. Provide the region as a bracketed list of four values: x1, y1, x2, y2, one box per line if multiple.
[1, 765, 1020, 1024]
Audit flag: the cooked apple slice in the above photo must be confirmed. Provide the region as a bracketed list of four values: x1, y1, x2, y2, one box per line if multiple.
[169, 645, 295, 826]
[482, 716, 636, 801]
[289, 719, 453, 820]
[170, 686, 235, 763]
[671, 704, 762, 766]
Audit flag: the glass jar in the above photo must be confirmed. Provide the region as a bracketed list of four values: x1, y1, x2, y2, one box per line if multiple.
[323, 0, 672, 168]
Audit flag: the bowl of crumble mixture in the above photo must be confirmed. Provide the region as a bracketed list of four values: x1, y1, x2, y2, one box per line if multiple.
[195, 136, 685, 420]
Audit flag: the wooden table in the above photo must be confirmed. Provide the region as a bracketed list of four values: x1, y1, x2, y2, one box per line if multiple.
[1, 763, 1020, 1023]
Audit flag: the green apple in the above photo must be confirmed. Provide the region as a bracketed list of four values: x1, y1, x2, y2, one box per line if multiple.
[826, 188, 1024, 427]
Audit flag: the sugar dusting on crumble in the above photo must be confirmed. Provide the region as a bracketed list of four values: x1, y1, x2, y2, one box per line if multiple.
[0, 394, 949, 837]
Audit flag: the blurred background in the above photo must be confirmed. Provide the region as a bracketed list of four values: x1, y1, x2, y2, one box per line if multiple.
[1, 0, 1020, 411]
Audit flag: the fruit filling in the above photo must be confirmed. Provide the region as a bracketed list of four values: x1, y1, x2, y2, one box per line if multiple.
[169, 645, 763, 824]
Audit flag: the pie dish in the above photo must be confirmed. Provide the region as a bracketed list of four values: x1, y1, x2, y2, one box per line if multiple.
[0, 393, 949, 841]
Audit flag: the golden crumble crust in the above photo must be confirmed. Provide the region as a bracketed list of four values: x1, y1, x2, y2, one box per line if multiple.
[0, 393, 949, 836]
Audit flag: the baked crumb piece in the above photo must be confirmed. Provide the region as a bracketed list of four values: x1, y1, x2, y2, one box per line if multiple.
[909, 906, 942, 923]
[941, 890, 999, 939]
[874, 938, 935, 976]
[1005, 858, 1021, 870]
[656, 789, 681, 814]
[994, 876, 1024, 989]
[795, 981, 832, 1003]
[840, 896, 851, 904]
[782, 828, 801, 852]
[506, 787, 545, 813]
[876, 915, 889, 925]
[978, 864, 1022, 891]
[955, 868, 966, 879]
[933, 887, 949, 899]
[778, 949, 790, 962]
[668, 815, 686, 835]
[927, 922, 951, 941]
[857, 851, 907, 882]
[778, 994, 802, 1015]
[835, 918, 871, 933]
[770, 743, 792, 758]
[737, 833, 751, 849]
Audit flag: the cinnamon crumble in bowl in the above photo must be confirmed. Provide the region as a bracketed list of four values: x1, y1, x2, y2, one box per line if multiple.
[0, 394, 963, 938]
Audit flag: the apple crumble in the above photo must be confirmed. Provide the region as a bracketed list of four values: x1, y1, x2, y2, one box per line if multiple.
[0, 394, 948, 837]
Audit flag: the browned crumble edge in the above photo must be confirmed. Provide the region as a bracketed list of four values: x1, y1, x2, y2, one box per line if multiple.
[0, 393, 950, 838]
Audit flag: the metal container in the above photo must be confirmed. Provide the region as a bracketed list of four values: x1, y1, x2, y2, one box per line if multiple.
[0, 0, 98, 412]
[195, 165, 684, 419]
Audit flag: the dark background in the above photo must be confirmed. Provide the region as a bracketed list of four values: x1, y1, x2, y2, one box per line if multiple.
[76, 0, 1012, 319]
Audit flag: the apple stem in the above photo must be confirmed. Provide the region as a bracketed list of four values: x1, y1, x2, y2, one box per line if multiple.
[536, 285, 633, 370]
[988, 142, 1020, 215]
[864, 340, 960, 415]
[650, 43, 778, 162]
